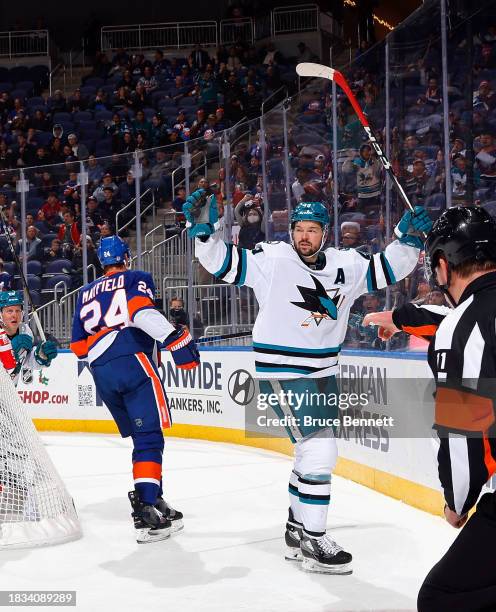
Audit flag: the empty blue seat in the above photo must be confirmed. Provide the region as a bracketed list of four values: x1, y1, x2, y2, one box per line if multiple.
[42, 273, 72, 293]
[85, 77, 105, 88]
[27, 260, 42, 275]
[3, 262, 15, 276]
[80, 85, 96, 97]
[95, 109, 113, 122]
[37, 132, 52, 147]
[44, 259, 73, 275]
[53, 112, 72, 124]
[14, 274, 41, 291]
[10, 89, 27, 100]
[16, 80, 34, 94]
[74, 111, 93, 123]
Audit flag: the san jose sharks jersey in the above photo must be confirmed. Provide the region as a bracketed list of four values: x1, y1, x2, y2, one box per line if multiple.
[70, 269, 176, 365]
[7, 323, 42, 386]
[196, 234, 420, 378]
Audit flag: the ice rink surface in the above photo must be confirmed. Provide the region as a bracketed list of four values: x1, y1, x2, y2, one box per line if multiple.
[1, 434, 457, 612]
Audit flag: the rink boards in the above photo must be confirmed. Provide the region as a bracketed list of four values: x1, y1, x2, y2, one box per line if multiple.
[19, 348, 447, 516]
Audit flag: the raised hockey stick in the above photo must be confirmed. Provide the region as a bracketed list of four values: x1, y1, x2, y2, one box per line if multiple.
[296, 62, 416, 216]
[0, 208, 46, 342]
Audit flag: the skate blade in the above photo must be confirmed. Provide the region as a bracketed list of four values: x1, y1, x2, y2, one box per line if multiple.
[170, 519, 184, 534]
[136, 526, 171, 544]
[285, 546, 303, 562]
[301, 557, 352, 575]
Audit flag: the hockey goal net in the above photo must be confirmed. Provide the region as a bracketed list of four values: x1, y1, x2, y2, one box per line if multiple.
[0, 364, 81, 549]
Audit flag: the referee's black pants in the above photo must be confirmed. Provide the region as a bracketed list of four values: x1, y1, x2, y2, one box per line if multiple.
[418, 493, 496, 612]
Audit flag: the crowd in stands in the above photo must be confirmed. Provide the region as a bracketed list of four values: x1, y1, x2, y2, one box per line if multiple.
[0, 6, 492, 349]
[0, 38, 301, 306]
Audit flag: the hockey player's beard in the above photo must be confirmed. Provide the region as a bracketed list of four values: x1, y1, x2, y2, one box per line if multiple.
[296, 241, 319, 259]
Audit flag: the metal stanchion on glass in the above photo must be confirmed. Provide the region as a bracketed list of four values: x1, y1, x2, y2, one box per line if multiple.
[133, 152, 143, 268]
[16, 170, 29, 321]
[78, 162, 89, 286]
[183, 142, 194, 329]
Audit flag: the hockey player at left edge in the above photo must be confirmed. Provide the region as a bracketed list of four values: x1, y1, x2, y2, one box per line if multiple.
[184, 188, 431, 573]
[70, 236, 200, 543]
[0, 290, 58, 384]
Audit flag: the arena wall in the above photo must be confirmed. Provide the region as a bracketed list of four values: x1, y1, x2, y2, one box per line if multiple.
[22, 348, 447, 516]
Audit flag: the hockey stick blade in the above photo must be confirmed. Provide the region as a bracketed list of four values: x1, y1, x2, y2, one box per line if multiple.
[296, 62, 418, 221]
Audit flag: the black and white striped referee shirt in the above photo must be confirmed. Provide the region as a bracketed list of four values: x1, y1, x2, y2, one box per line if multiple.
[393, 271, 496, 516]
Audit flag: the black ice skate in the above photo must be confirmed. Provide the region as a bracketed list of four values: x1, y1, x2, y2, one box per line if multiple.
[300, 533, 352, 574]
[128, 490, 171, 544]
[285, 507, 303, 562]
[155, 497, 184, 533]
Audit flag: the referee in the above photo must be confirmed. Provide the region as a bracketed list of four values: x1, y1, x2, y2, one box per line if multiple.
[363, 206, 496, 612]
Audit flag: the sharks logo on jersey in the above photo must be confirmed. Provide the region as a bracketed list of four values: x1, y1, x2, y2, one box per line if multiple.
[291, 274, 344, 327]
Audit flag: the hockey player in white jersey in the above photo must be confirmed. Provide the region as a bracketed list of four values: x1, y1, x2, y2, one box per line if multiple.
[0, 290, 58, 385]
[184, 191, 431, 573]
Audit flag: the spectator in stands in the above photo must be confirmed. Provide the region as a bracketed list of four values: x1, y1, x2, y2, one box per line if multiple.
[72, 235, 101, 285]
[67, 133, 89, 160]
[340, 221, 363, 249]
[137, 66, 158, 94]
[50, 138, 66, 164]
[12, 134, 34, 168]
[425, 288, 445, 306]
[57, 210, 81, 256]
[132, 110, 151, 140]
[39, 192, 62, 228]
[243, 84, 263, 120]
[146, 150, 177, 199]
[222, 73, 244, 122]
[49, 90, 67, 113]
[29, 109, 49, 132]
[67, 88, 86, 113]
[99, 188, 120, 227]
[117, 170, 136, 205]
[418, 77, 442, 108]
[150, 114, 168, 147]
[152, 49, 168, 75]
[130, 82, 149, 111]
[0, 259, 11, 290]
[88, 88, 109, 112]
[172, 187, 186, 213]
[475, 130, 496, 196]
[262, 42, 282, 66]
[404, 159, 436, 206]
[296, 41, 314, 63]
[198, 71, 220, 114]
[85, 196, 105, 236]
[400, 134, 420, 167]
[17, 225, 41, 261]
[235, 193, 265, 249]
[412, 281, 431, 305]
[190, 109, 208, 138]
[87, 155, 105, 189]
[41, 238, 64, 265]
[190, 44, 210, 72]
[451, 154, 468, 204]
[93, 173, 118, 202]
[473, 80, 496, 111]
[343, 144, 382, 214]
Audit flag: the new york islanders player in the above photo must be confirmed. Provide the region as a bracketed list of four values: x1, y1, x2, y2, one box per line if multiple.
[184, 191, 431, 573]
[0, 290, 58, 385]
[70, 236, 200, 543]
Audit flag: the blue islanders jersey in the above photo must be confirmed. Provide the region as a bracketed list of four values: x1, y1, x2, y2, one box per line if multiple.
[71, 269, 174, 365]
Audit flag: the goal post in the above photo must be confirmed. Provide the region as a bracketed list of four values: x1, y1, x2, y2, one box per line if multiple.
[0, 365, 82, 549]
